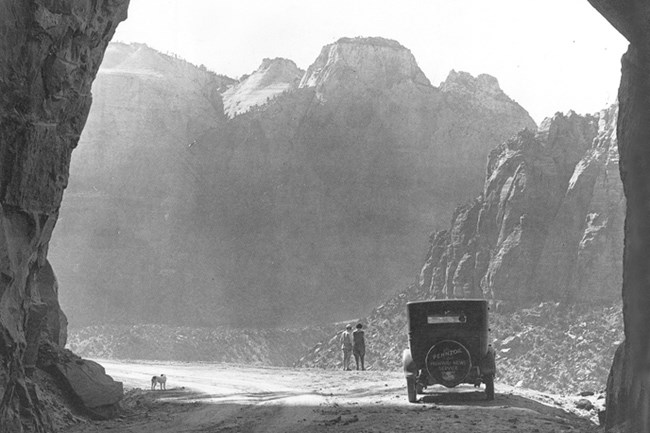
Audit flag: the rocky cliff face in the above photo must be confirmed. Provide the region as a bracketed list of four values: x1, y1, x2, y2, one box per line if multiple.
[50, 36, 535, 328]
[223, 58, 303, 118]
[49, 43, 231, 326]
[299, 37, 432, 95]
[419, 106, 623, 309]
[587, 0, 650, 427]
[583, 5, 650, 430]
[0, 1, 128, 431]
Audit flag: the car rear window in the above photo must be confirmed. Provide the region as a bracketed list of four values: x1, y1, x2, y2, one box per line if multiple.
[427, 313, 467, 324]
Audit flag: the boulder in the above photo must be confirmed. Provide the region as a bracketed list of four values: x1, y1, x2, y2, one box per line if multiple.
[38, 342, 122, 420]
[576, 398, 595, 411]
[51, 359, 122, 419]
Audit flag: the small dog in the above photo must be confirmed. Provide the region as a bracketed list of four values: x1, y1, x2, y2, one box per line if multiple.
[151, 374, 167, 390]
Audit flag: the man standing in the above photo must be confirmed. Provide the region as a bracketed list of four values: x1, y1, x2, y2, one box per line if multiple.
[353, 323, 366, 371]
[340, 324, 353, 371]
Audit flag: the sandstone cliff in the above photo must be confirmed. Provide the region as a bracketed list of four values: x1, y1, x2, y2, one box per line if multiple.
[587, 1, 650, 428]
[419, 105, 623, 308]
[223, 58, 303, 118]
[50, 42, 231, 326]
[0, 1, 129, 431]
[50, 37, 535, 328]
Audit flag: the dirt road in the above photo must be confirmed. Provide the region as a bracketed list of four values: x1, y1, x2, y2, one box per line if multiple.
[67, 359, 598, 433]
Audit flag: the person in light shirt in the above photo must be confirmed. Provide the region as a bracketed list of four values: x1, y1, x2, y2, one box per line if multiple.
[340, 324, 353, 371]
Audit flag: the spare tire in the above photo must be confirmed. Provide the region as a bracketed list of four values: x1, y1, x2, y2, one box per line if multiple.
[425, 340, 471, 388]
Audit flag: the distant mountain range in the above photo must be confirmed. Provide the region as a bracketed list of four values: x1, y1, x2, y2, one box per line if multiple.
[50, 38, 536, 327]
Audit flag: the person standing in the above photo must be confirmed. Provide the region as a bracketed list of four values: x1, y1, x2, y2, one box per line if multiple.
[353, 323, 366, 371]
[340, 324, 353, 371]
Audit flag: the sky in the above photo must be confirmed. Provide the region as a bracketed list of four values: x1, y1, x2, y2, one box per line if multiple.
[113, 0, 628, 124]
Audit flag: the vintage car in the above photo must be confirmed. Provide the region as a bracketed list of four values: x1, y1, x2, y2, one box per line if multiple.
[402, 299, 496, 402]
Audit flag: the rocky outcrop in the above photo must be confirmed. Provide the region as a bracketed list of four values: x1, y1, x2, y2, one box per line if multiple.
[440, 71, 536, 147]
[35, 260, 68, 347]
[299, 37, 432, 96]
[49, 42, 230, 327]
[0, 1, 128, 431]
[419, 106, 623, 309]
[587, 1, 650, 431]
[50, 36, 536, 328]
[223, 58, 303, 117]
[38, 342, 122, 420]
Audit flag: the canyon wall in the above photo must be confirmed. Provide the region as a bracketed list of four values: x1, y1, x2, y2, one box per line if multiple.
[586, 1, 650, 431]
[0, 1, 646, 431]
[0, 1, 128, 431]
[51, 38, 536, 327]
[419, 107, 624, 309]
[49, 43, 232, 326]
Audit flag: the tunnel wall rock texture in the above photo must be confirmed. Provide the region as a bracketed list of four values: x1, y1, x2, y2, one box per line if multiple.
[0, 1, 128, 432]
[606, 46, 650, 433]
[588, 0, 650, 432]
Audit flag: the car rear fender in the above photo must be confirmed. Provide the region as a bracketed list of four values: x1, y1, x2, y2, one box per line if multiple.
[479, 344, 496, 375]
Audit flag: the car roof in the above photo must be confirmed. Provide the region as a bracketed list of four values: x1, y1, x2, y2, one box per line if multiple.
[406, 299, 487, 306]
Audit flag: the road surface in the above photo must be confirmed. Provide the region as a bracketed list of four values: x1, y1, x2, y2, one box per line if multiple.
[67, 359, 598, 433]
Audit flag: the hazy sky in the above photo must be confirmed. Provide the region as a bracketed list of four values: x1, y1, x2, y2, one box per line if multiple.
[114, 0, 627, 124]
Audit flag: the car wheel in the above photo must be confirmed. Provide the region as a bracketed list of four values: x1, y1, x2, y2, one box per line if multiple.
[407, 376, 418, 403]
[484, 374, 495, 401]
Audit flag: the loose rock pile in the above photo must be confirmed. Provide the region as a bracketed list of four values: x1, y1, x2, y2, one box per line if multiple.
[68, 323, 335, 366]
[69, 288, 623, 397]
[491, 302, 622, 394]
[297, 284, 622, 396]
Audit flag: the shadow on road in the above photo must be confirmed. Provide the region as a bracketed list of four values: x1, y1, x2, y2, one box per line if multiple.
[66, 385, 597, 433]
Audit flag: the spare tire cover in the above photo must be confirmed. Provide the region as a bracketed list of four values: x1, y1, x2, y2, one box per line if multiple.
[425, 340, 472, 388]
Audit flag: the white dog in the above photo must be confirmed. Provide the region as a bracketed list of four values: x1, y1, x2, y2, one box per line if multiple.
[151, 374, 167, 390]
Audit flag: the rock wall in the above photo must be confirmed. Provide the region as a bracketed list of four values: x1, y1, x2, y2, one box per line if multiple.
[49, 43, 230, 326]
[587, 0, 650, 431]
[51, 37, 536, 328]
[223, 57, 303, 117]
[605, 46, 650, 433]
[0, 1, 128, 432]
[419, 107, 624, 308]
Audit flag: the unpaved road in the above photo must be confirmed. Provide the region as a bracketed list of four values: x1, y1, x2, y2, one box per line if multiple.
[67, 359, 599, 433]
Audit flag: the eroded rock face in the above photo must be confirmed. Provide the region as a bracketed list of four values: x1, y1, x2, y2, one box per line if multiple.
[604, 45, 650, 433]
[587, 1, 650, 431]
[35, 260, 68, 347]
[299, 37, 432, 95]
[419, 107, 623, 309]
[51, 36, 536, 328]
[0, 1, 128, 431]
[223, 58, 303, 117]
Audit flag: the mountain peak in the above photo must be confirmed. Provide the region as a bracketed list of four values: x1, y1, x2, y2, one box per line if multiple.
[440, 70, 504, 97]
[222, 57, 303, 118]
[258, 57, 299, 71]
[334, 36, 407, 49]
[99, 42, 235, 90]
[299, 36, 431, 95]
[440, 70, 534, 124]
